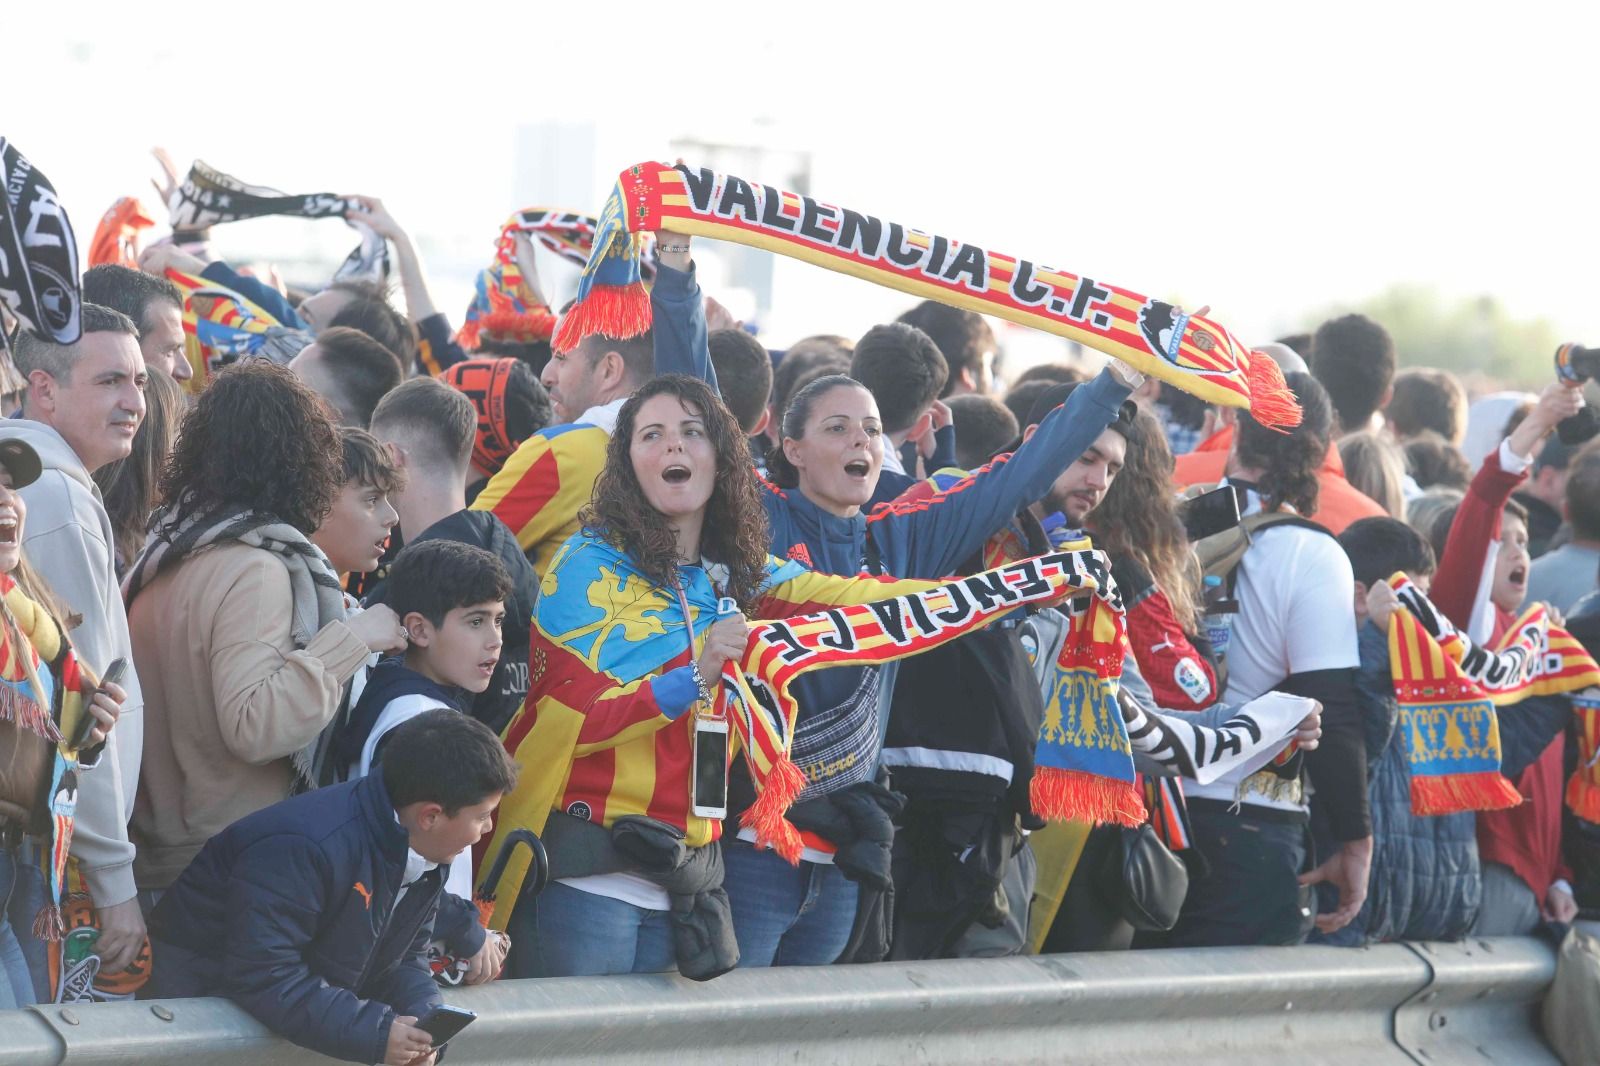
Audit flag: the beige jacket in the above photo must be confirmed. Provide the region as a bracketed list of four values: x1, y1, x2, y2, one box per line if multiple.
[128, 542, 368, 889]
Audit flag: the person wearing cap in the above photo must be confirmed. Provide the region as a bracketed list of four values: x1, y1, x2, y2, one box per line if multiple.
[8, 304, 150, 979]
[0, 432, 128, 1007]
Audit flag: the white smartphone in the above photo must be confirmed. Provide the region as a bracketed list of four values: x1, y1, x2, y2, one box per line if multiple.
[690, 716, 729, 820]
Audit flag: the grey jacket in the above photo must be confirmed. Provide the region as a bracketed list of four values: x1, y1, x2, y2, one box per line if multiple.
[10, 419, 144, 906]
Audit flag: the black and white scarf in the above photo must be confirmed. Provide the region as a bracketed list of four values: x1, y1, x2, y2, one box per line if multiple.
[0, 138, 80, 351]
[124, 503, 348, 649]
[166, 160, 389, 283]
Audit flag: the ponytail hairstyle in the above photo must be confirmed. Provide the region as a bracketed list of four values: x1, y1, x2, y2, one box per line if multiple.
[763, 374, 868, 490]
[1233, 371, 1332, 516]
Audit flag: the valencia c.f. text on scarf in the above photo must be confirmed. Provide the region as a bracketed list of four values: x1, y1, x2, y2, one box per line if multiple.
[554, 161, 1301, 428]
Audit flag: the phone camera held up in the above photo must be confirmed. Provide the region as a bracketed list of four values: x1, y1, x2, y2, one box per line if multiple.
[1554, 343, 1600, 445]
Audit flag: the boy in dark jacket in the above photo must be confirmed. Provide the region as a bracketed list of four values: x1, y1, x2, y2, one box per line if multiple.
[147, 711, 518, 1066]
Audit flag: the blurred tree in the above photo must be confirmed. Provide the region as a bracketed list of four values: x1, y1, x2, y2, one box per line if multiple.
[1305, 285, 1559, 388]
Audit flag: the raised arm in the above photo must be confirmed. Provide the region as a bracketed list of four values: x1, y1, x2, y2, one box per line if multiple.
[345, 196, 469, 374]
[650, 236, 714, 385]
[870, 366, 1135, 577]
[757, 555, 940, 618]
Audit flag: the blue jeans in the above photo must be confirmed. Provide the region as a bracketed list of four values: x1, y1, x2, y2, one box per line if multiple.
[508, 880, 675, 978]
[0, 842, 51, 1007]
[722, 840, 859, 967]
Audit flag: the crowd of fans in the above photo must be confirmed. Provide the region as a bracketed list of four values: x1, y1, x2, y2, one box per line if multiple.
[1, 171, 1598, 1066]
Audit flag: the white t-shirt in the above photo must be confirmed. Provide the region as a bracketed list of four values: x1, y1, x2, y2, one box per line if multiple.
[356, 693, 474, 901]
[1186, 489, 1358, 811]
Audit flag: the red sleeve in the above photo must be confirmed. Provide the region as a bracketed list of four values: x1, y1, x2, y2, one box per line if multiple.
[1126, 587, 1217, 711]
[1431, 447, 1525, 630]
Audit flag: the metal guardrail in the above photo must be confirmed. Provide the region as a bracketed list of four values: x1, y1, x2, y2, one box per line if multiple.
[0, 938, 1559, 1065]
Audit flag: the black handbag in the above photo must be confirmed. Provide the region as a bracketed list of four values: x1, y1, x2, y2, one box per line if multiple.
[1095, 823, 1189, 932]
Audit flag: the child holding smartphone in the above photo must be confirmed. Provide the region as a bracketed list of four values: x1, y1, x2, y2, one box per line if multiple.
[147, 710, 517, 1066]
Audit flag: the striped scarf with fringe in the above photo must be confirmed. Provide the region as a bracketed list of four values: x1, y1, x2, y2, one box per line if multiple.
[0, 572, 92, 941]
[553, 161, 1302, 429]
[1391, 575, 1600, 815]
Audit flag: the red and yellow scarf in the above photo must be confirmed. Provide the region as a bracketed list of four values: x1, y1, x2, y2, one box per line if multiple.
[1390, 575, 1600, 815]
[0, 574, 92, 939]
[556, 162, 1301, 428]
[723, 548, 1118, 861]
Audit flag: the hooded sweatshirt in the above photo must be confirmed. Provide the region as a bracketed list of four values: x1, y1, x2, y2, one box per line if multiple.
[9, 418, 145, 907]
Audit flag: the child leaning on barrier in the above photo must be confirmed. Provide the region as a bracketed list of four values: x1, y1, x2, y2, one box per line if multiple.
[146, 711, 517, 1066]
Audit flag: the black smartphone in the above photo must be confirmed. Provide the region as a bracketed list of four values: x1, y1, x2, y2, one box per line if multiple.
[415, 1004, 477, 1045]
[74, 658, 126, 748]
[1180, 487, 1242, 541]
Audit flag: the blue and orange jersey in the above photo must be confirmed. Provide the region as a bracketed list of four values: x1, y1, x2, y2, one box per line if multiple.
[469, 419, 614, 580]
[499, 531, 934, 848]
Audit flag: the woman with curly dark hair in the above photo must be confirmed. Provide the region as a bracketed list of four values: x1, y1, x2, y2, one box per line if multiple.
[497, 375, 940, 979]
[124, 360, 406, 896]
[1086, 406, 1217, 710]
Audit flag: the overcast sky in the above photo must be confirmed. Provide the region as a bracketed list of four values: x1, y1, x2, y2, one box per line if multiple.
[8, 2, 1596, 365]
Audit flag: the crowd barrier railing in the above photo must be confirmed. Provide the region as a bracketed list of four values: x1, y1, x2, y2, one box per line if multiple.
[0, 937, 1559, 1065]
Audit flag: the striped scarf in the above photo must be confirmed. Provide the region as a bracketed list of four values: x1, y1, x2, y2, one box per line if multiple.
[124, 503, 348, 786]
[163, 267, 312, 385]
[165, 160, 388, 283]
[554, 161, 1301, 429]
[124, 503, 347, 649]
[723, 548, 1113, 861]
[0, 573, 92, 940]
[1391, 575, 1600, 815]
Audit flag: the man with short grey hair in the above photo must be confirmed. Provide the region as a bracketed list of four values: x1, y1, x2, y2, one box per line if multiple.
[10, 303, 149, 976]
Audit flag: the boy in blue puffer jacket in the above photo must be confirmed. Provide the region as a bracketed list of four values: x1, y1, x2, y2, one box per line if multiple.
[147, 711, 517, 1065]
[1325, 517, 1478, 944]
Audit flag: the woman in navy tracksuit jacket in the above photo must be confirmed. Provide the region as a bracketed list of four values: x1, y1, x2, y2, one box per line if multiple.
[651, 260, 1134, 965]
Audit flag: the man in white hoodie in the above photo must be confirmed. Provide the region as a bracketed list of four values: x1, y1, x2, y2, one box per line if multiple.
[11, 304, 149, 975]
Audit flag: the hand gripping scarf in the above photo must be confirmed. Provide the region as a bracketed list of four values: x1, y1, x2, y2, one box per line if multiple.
[0, 138, 81, 351]
[166, 160, 389, 283]
[163, 267, 311, 384]
[86, 197, 155, 270]
[555, 161, 1301, 429]
[1390, 575, 1600, 815]
[438, 358, 520, 472]
[722, 548, 1112, 862]
[0, 573, 93, 941]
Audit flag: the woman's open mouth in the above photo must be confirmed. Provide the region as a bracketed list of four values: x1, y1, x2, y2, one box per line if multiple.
[843, 460, 871, 480]
[662, 465, 692, 484]
[0, 511, 18, 545]
[1509, 565, 1527, 588]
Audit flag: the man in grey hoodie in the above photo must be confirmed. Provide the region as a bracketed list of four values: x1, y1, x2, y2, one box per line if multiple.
[11, 304, 149, 975]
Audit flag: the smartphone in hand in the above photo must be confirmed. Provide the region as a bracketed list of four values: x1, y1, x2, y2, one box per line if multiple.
[73, 657, 126, 749]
